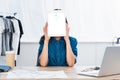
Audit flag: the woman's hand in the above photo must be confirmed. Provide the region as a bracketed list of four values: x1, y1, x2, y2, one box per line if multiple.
[64, 23, 70, 41]
[43, 22, 50, 42]
[64, 24, 75, 67]
[40, 22, 50, 67]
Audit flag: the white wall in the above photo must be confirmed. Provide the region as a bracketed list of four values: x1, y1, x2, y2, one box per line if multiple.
[19, 0, 120, 42]
[1, 0, 120, 42]
[77, 42, 112, 66]
[16, 42, 39, 66]
[16, 42, 112, 66]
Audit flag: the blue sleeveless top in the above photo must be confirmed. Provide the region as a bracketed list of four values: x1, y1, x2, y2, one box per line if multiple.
[37, 37, 78, 66]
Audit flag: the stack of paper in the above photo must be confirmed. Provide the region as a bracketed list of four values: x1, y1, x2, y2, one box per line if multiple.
[7, 69, 67, 79]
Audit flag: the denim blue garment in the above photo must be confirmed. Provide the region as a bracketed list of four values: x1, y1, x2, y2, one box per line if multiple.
[37, 37, 78, 66]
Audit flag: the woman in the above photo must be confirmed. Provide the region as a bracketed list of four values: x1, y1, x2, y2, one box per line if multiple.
[37, 20, 78, 67]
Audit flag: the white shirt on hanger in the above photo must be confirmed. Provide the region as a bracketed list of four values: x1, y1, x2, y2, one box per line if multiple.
[0, 17, 6, 65]
[0, 18, 5, 55]
[11, 18, 20, 60]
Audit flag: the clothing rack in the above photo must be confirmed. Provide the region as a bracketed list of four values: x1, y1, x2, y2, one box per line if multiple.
[0, 12, 18, 67]
[0, 12, 17, 16]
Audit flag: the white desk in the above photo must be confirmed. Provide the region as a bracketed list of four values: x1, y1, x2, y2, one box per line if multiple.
[0, 66, 120, 80]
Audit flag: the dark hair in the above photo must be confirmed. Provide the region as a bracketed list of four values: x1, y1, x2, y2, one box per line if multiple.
[39, 35, 45, 44]
[65, 18, 68, 24]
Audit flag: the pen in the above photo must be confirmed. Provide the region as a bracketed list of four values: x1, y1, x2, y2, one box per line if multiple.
[81, 67, 100, 72]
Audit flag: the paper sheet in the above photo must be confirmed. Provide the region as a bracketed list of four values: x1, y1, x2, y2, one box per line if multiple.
[48, 11, 66, 37]
[7, 69, 67, 79]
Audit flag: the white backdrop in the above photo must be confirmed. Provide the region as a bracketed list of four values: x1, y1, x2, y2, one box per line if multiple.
[0, 0, 120, 42]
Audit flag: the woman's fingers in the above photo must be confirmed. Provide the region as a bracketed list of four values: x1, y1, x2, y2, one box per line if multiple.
[66, 24, 70, 36]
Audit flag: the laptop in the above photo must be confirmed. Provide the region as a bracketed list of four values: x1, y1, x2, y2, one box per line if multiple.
[78, 46, 120, 77]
